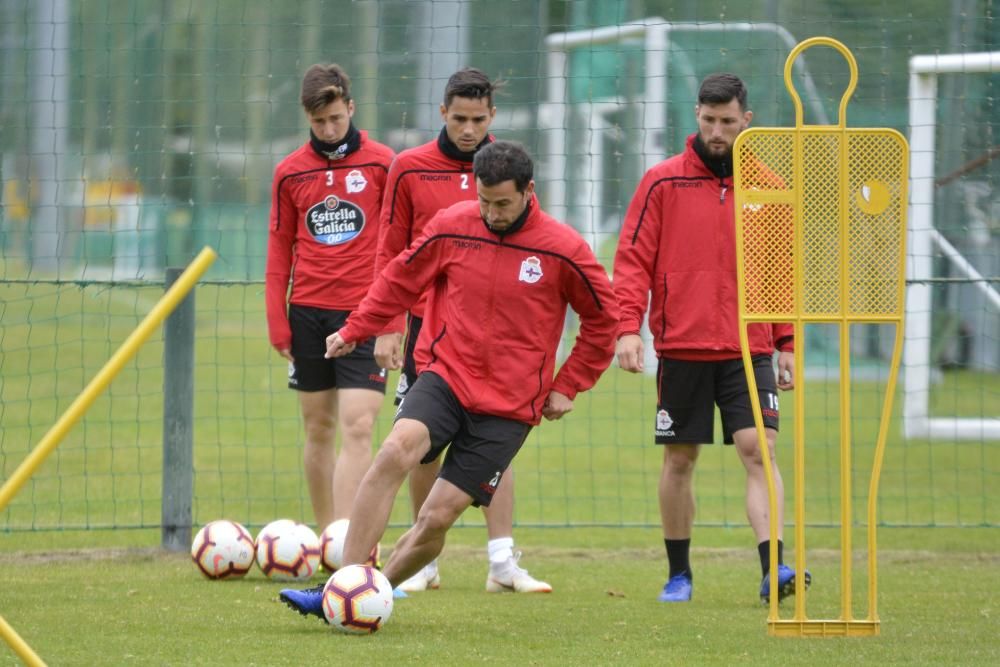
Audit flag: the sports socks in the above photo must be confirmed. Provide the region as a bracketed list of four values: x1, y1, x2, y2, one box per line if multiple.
[665, 538, 692, 580]
[758, 539, 784, 577]
[487, 537, 514, 566]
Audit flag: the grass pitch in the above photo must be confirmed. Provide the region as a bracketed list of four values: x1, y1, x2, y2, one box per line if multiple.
[1, 526, 998, 666]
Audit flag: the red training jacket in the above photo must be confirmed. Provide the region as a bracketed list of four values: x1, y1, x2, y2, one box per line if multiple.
[265, 132, 394, 350]
[612, 134, 793, 360]
[374, 136, 489, 335]
[340, 196, 620, 425]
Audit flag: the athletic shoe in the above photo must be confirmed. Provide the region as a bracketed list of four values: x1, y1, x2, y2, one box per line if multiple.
[398, 564, 441, 592]
[485, 551, 553, 593]
[657, 573, 693, 602]
[279, 584, 325, 622]
[759, 564, 811, 603]
[392, 587, 409, 599]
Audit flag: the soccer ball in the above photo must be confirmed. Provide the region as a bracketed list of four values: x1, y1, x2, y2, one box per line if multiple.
[322, 564, 394, 634]
[191, 520, 255, 579]
[255, 519, 321, 581]
[319, 519, 380, 572]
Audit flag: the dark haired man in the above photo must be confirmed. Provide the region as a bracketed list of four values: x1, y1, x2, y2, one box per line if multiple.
[612, 73, 810, 604]
[374, 68, 550, 594]
[265, 64, 394, 532]
[281, 141, 619, 621]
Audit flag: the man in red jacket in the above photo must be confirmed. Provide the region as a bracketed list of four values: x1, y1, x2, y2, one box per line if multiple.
[265, 64, 394, 531]
[375, 68, 550, 594]
[280, 141, 619, 620]
[612, 73, 809, 604]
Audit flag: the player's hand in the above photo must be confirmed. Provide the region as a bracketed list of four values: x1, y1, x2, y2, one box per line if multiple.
[276, 347, 294, 363]
[776, 351, 794, 391]
[616, 334, 644, 373]
[374, 332, 404, 370]
[325, 332, 356, 359]
[542, 390, 573, 421]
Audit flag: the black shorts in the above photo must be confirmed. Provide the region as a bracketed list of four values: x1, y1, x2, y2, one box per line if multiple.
[287, 304, 387, 393]
[395, 371, 531, 507]
[655, 355, 779, 445]
[393, 314, 423, 405]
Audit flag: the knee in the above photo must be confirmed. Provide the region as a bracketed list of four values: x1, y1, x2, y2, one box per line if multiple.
[340, 411, 376, 446]
[664, 448, 698, 476]
[303, 413, 335, 443]
[413, 504, 455, 538]
[735, 435, 776, 468]
[372, 433, 425, 475]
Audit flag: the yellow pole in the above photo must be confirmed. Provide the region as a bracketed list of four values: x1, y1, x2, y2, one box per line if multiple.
[0, 247, 216, 512]
[0, 615, 44, 667]
[0, 246, 217, 665]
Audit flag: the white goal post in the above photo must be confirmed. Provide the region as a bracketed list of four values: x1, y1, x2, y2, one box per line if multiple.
[904, 51, 1000, 440]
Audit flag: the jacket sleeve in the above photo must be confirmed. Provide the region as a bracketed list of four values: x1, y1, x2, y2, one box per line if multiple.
[340, 217, 447, 344]
[264, 166, 296, 350]
[550, 238, 620, 400]
[773, 323, 794, 352]
[374, 157, 411, 336]
[612, 168, 664, 338]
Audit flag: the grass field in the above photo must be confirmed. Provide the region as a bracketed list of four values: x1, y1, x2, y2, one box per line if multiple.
[1, 526, 998, 666]
[2, 282, 998, 664]
[2, 283, 997, 532]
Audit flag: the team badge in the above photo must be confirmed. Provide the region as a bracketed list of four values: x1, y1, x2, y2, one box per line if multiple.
[345, 169, 368, 193]
[518, 256, 543, 284]
[656, 409, 673, 431]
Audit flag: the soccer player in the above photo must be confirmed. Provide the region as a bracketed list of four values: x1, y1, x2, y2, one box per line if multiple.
[611, 73, 810, 603]
[265, 64, 394, 530]
[374, 68, 550, 593]
[280, 141, 619, 620]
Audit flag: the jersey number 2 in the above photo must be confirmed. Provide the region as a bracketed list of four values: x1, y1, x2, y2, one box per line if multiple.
[460, 174, 469, 190]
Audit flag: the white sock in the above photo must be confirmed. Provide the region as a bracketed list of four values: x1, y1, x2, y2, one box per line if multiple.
[424, 558, 439, 576]
[487, 537, 514, 565]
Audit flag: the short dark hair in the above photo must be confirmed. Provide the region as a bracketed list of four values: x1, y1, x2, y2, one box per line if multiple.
[300, 64, 352, 113]
[698, 73, 748, 110]
[443, 67, 499, 108]
[473, 141, 533, 192]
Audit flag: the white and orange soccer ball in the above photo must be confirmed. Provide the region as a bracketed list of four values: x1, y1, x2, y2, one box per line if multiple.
[322, 564, 394, 634]
[319, 519, 380, 572]
[254, 519, 321, 581]
[190, 519, 255, 580]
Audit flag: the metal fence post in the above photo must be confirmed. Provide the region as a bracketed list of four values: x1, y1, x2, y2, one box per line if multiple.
[161, 267, 195, 551]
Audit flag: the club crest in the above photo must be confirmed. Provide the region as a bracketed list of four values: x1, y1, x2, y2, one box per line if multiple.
[518, 256, 543, 284]
[345, 169, 368, 193]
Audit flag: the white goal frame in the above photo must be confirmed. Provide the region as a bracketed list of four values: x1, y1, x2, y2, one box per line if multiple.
[904, 51, 1000, 440]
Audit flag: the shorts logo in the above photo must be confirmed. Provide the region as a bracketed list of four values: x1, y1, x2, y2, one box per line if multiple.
[655, 408, 674, 436]
[480, 470, 503, 496]
[345, 169, 368, 193]
[306, 196, 365, 245]
[518, 256, 543, 284]
[288, 361, 297, 385]
[394, 396, 405, 418]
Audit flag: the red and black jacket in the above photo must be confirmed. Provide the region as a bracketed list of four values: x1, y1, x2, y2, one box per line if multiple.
[341, 196, 620, 425]
[374, 135, 492, 335]
[613, 134, 794, 359]
[265, 131, 394, 350]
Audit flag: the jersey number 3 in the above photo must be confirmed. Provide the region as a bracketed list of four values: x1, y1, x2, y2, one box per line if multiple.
[326, 170, 334, 186]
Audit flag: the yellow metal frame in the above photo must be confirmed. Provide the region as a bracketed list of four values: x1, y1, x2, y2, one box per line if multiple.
[0, 247, 217, 665]
[733, 38, 908, 637]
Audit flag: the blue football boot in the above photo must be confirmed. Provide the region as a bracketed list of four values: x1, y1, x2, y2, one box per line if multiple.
[759, 564, 811, 603]
[657, 573, 693, 602]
